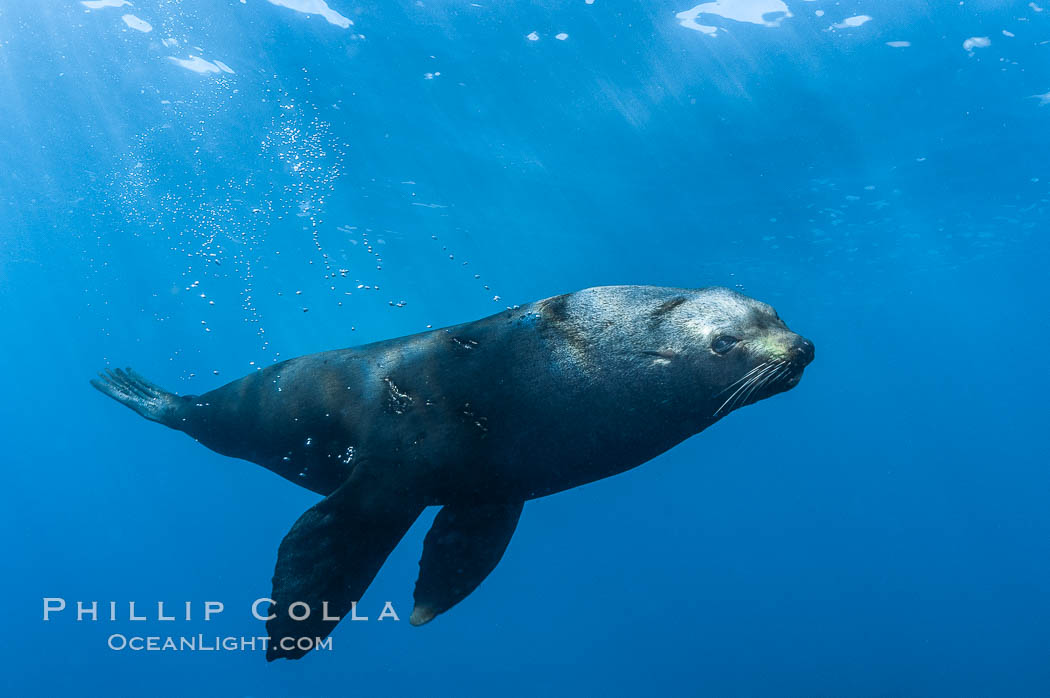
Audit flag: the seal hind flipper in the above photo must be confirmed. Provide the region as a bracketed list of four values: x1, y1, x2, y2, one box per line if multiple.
[90, 367, 183, 425]
[266, 464, 423, 661]
[410, 499, 524, 627]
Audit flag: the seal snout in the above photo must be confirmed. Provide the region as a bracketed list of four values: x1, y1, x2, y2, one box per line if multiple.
[778, 337, 814, 390]
[791, 337, 815, 367]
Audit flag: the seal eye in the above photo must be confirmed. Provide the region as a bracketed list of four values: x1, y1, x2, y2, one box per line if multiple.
[711, 335, 739, 354]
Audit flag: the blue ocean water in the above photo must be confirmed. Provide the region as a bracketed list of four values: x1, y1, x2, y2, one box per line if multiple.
[2, 0, 1049, 695]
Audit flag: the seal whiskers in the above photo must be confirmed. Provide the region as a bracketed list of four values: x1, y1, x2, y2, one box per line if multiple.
[714, 363, 770, 398]
[714, 361, 777, 417]
[735, 362, 781, 410]
[739, 360, 787, 407]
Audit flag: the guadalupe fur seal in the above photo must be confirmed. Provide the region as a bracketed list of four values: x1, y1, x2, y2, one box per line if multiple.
[91, 285, 814, 660]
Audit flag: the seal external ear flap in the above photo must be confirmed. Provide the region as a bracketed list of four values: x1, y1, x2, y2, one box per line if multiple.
[266, 465, 423, 661]
[410, 499, 525, 627]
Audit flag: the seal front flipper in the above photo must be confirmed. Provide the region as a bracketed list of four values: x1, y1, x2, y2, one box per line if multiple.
[266, 463, 423, 661]
[410, 499, 524, 626]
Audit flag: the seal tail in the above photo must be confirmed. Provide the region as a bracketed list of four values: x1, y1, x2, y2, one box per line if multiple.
[90, 367, 183, 426]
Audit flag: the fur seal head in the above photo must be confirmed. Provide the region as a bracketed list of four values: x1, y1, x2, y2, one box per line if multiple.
[637, 286, 814, 418]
